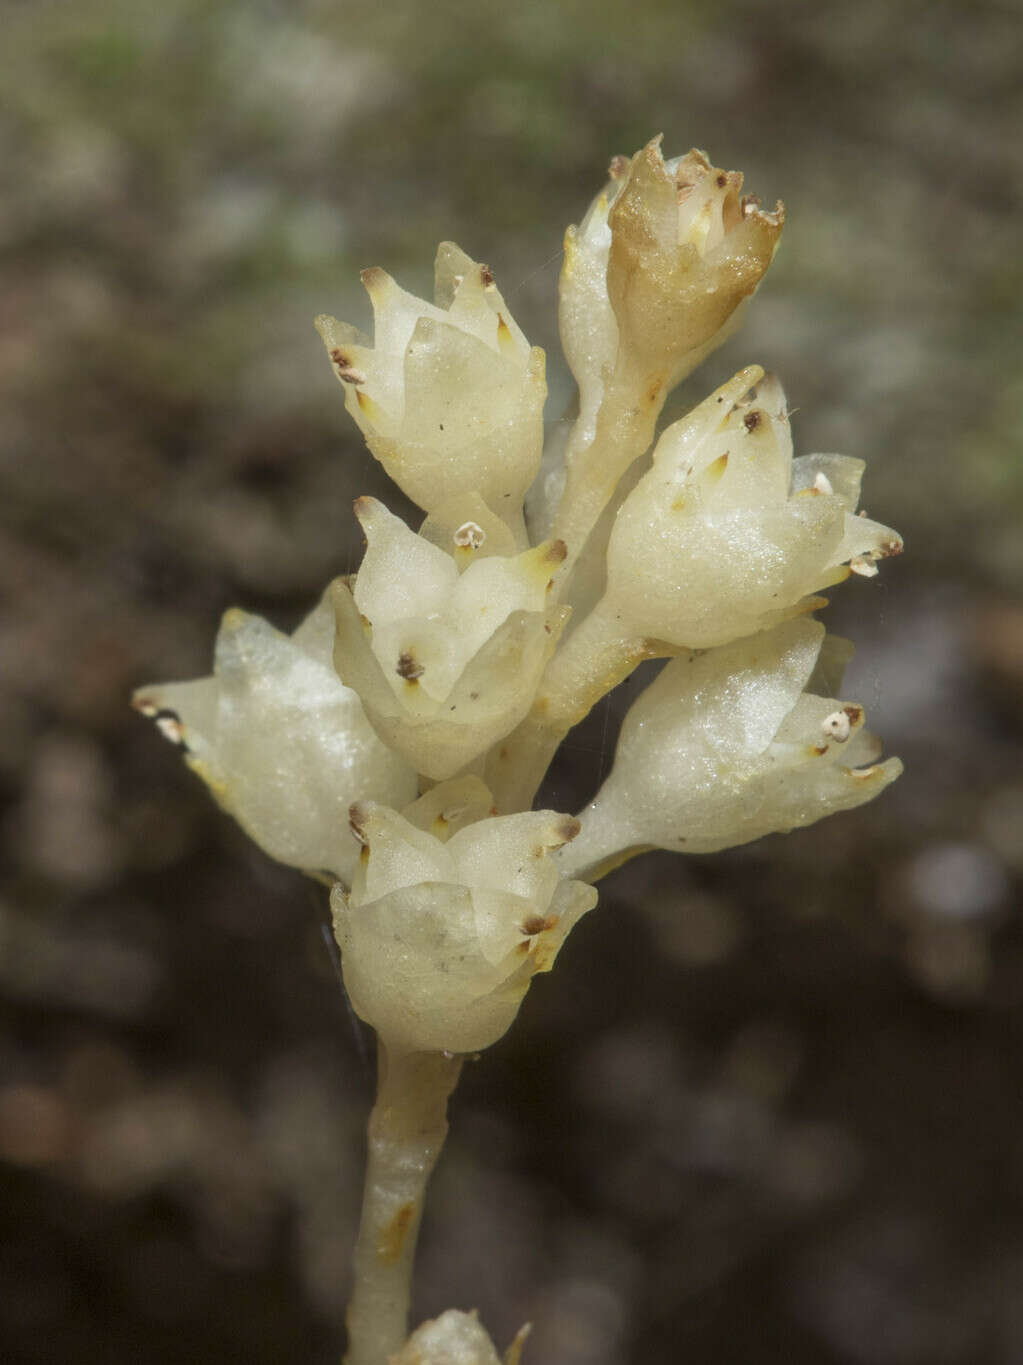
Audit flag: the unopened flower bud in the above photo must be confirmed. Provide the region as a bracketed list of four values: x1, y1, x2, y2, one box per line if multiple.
[559, 619, 902, 881]
[332, 800, 596, 1053]
[604, 367, 902, 648]
[332, 498, 569, 779]
[317, 243, 546, 532]
[606, 138, 784, 388]
[391, 1310, 528, 1365]
[132, 596, 417, 885]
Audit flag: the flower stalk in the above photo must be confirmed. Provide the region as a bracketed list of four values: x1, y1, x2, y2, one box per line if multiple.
[487, 599, 672, 813]
[345, 1043, 463, 1365]
[549, 360, 667, 576]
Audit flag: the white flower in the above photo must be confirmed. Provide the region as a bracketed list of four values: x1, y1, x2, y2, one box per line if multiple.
[558, 618, 902, 882]
[332, 497, 568, 780]
[391, 1310, 529, 1365]
[332, 795, 597, 1053]
[317, 243, 546, 533]
[132, 595, 418, 885]
[602, 366, 903, 649]
[605, 138, 784, 389]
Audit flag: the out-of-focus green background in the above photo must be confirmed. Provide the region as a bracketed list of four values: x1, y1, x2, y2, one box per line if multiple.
[3, 1, 1022, 1361]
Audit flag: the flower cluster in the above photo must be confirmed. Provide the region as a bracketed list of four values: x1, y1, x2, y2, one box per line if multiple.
[136, 137, 903, 1361]
[137, 133, 901, 1055]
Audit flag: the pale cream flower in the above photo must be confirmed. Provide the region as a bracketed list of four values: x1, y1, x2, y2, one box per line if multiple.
[332, 497, 568, 780]
[391, 1310, 529, 1365]
[332, 796, 597, 1053]
[132, 595, 417, 886]
[317, 243, 545, 533]
[558, 619, 902, 882]
[602, 367, 902, 649]
[606, 138, 784, 389]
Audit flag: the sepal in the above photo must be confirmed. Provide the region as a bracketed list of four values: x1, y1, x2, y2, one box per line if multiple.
[558, 619, 902, 880]
[132, 596, 417, 885]
[333, 800, 596, 1053]
[604, 368, 902, 648]
[606, 138, 784, 387]
[317, 245, 545, 529]
[332, 500, 569, 779]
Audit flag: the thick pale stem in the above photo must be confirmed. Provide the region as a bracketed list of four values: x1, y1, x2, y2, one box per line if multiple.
[487, 598, 663, 812]
[551, 360, 666, 581]
[345, 1041, 463, 1365]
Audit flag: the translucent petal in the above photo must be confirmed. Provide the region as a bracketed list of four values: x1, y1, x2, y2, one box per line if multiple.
[449, 810, 579, 905]
[791, 453, 865, 511]
[134, 603, 417, 885]
[321, 249, 543, 522]
[401, 777, 495, 842]
[361, 266, 449, 359]
[332, 806, 596, 1052]
[391, 1310, 505, 1365]
[827, 511, 904, 569]
[559, 172, 622, 437]
[605, 369, 898, 649]
[559, 622, 900, 879]
[352, 498, 459, 625]
[348, 804, 456, 904]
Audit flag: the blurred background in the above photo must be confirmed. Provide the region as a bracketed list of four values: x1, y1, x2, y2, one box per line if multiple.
[3, 0, 1022, 1360]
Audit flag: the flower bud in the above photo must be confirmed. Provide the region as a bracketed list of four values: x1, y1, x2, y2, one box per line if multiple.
[606, 138, 784, 388]
[559, 619, 902, 881]
[132, 595, 418, 885]
[332, 799, 597, 1053]
[332, 498, 568, 780]
[317, 243, 546, 530]
[391, 1310, 529, 1365]
[603, 367, 903, 649]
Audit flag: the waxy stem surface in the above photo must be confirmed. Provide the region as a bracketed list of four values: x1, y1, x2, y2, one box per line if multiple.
[345, 1044, 463, 1365]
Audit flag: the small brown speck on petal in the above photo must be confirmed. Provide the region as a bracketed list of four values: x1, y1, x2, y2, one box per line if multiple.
[521, 914, 559, 936]
[396, 652, 424, 681]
